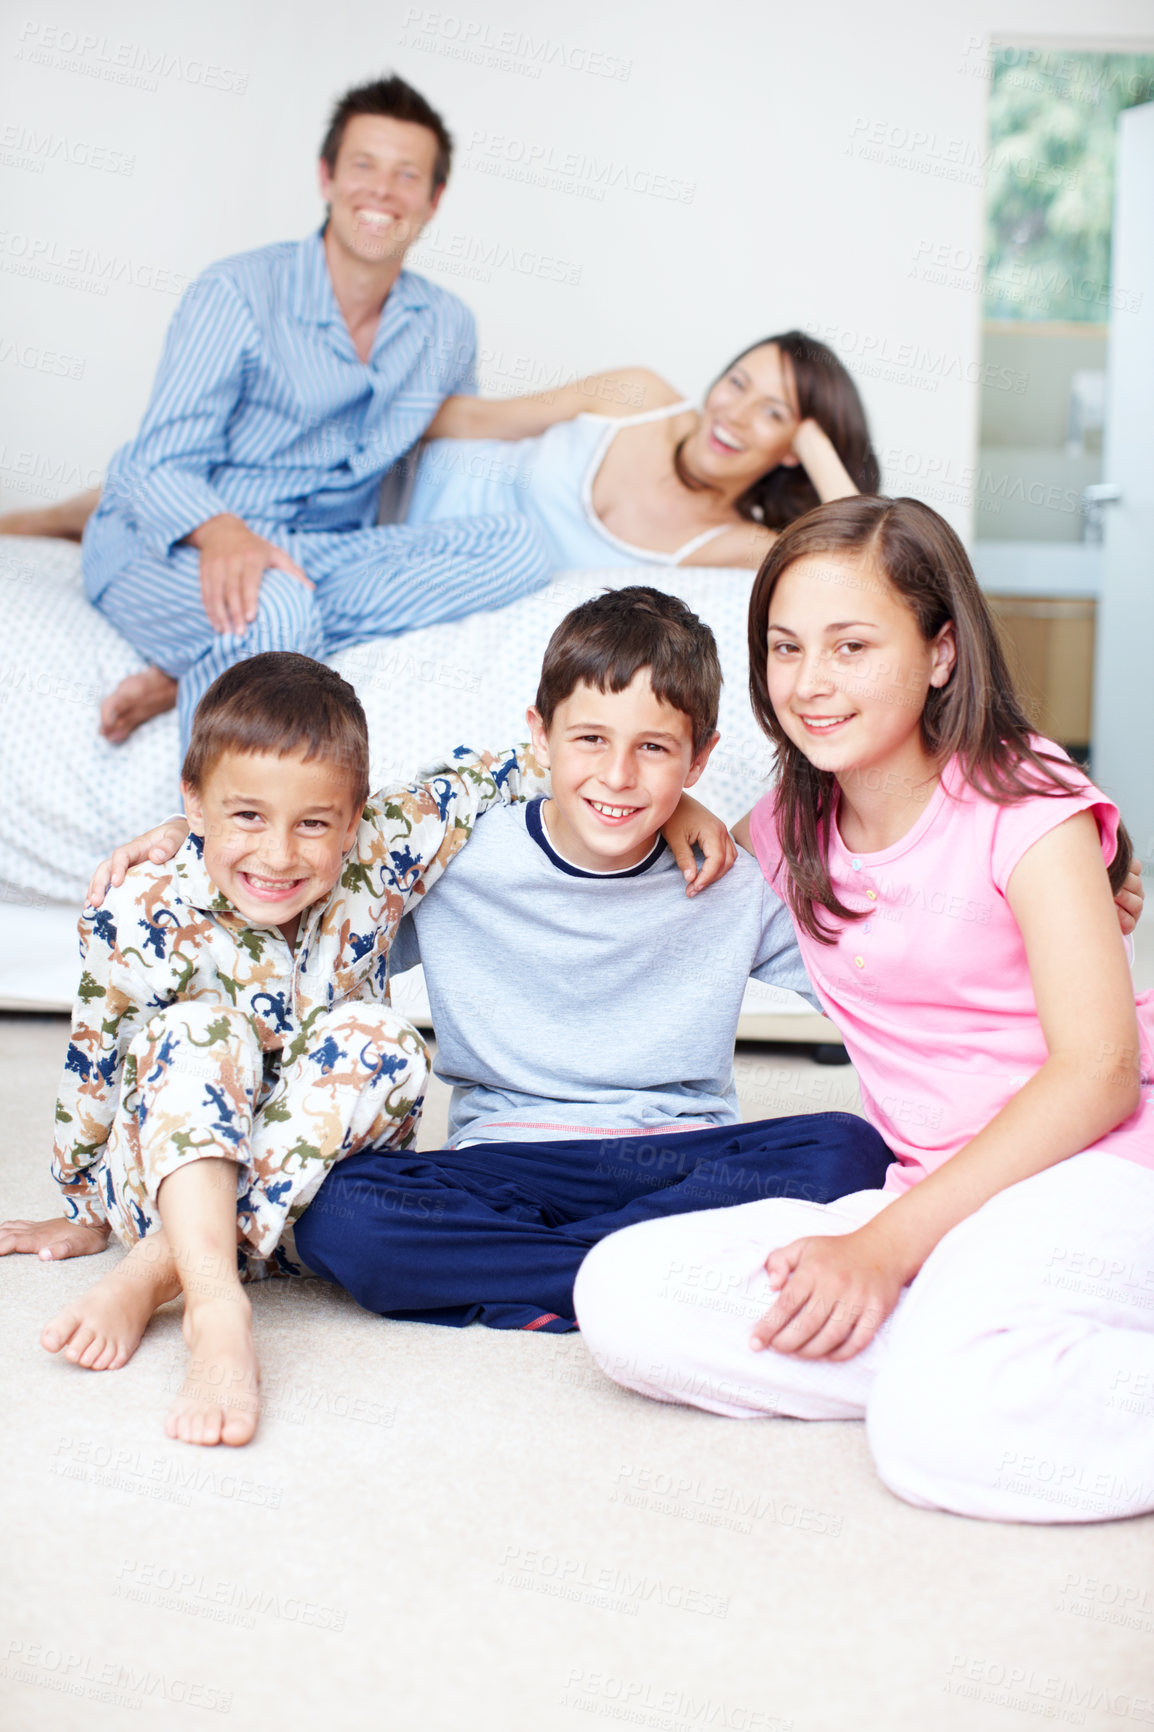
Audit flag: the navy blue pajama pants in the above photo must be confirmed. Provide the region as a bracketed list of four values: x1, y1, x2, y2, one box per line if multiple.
[293, 1112, 891, 1332]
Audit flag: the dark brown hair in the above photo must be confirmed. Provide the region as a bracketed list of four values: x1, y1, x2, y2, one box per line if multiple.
[675, 331, 880, 530]
[182, 652, 370, 808]
[535, 586, 721, 754]
[747, 495, 1131, 941]
[320, 75, 452, 191]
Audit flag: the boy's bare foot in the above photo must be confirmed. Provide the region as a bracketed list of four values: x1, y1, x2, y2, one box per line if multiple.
[0, 1216, 110, 1260]
[168, 1295, 260, 1447]
[41, 1234, 180, 1371]
[0, 486, 101, 540]
[99, 667, 178, 744]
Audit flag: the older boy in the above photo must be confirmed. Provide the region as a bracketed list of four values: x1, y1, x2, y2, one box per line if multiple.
[0, 652, 547, 1445]
[294, 588, 893, 1329]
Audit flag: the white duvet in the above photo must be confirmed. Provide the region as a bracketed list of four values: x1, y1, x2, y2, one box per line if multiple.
[0, 537, 777, 906]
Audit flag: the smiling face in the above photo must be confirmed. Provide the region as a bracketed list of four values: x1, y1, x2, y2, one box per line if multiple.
[527, 673, 717, 873]
[680, 343, 802, 493]
[765, 550, 956, 787]
[182, 749, 363, 945]
[318, 113, 442, 268]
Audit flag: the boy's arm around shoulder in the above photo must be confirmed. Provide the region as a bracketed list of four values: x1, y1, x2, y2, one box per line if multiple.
[357, 743, 549, 917]
[661, 795, 738, 897]
[52, 874, 187, 1228]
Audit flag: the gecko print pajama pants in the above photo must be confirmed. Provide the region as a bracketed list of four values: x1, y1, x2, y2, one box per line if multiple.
[97, 1000, 429, 1276]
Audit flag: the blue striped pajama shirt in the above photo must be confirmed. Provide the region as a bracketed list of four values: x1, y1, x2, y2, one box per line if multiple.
[82, 228, 550, 743]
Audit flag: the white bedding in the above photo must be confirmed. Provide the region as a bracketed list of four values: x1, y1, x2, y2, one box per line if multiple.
[0, 536, 832, 1036]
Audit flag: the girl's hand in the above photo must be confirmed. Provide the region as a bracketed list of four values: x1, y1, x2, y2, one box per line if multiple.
[751, 1225, 903, 1361]
[87, 817, 190, 907]
[0, 1216, 111, 1260]
[662, 795, 738, 896]
[1115, 857, 1144, 937]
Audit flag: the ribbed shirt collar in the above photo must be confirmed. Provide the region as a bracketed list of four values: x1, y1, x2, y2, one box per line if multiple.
[525, 797, 667, 880]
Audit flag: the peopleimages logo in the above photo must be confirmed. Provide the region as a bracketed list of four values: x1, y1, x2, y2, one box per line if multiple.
[0, 232, 190, 297]
[463, 130, 694, 203]
[14, 22, 249, 93]
[398, 9, 632, 81]
[0, 337, 85, 379]
[0, 123, 135, 176]
[407, 224, 582, 287]
[2, 1639, 232, 1714]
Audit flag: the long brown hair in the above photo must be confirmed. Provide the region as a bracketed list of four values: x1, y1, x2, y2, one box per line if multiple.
[747, 495, 1131, 941]
[675, 331, 880, 530]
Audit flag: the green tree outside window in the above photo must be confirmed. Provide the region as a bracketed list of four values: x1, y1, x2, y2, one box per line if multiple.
[985, 51, 1154, 321]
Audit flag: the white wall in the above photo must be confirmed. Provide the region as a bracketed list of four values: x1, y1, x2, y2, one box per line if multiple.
[2, 0, 1152, 538]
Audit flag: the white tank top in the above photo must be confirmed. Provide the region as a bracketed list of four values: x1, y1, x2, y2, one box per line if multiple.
[405, 399, 733, 570]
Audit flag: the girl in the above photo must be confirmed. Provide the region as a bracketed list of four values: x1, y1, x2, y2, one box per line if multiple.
[574, 495, 1154, 1524]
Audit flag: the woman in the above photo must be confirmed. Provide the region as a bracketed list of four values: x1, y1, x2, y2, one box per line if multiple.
[0, 331, 877, 733]
[409, 329, 877, 570]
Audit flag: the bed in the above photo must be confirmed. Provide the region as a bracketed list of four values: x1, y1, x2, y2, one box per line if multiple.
[0, 534, 840, 1046]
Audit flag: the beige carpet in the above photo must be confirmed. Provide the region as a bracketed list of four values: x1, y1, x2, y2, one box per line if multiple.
[3, 1008, 1153, 1732]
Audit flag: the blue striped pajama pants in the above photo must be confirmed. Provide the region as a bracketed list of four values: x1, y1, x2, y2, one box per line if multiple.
[94, 512, 550, 747]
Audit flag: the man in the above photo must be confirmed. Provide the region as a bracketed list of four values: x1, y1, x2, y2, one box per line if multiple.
[79, 75, 549, 746]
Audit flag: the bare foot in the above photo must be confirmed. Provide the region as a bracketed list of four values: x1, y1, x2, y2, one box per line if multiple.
[167, 1295, 260, 1447]
[41, 1233, 180, 1371]
[99, 667, 178, 744]
[0, 486, 101, 540]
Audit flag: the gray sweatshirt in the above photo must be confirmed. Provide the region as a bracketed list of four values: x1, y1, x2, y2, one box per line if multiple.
[390, 798, 815, 1147]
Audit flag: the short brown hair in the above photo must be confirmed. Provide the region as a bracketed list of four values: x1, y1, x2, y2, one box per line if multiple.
[535, 587, 721, 754]
[182, 653, 370, 807]
[320, 75, 453, 192]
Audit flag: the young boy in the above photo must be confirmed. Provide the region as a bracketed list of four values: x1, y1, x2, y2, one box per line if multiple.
[292, 588, 893, 1328]
[0, 652, 551, 1447]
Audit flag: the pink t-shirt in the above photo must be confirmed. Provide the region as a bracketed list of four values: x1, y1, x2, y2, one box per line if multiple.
[749, 742, 1154, 1193]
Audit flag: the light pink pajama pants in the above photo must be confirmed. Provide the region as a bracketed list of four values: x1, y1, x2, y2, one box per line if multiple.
[573, 1151, 1154, 1523]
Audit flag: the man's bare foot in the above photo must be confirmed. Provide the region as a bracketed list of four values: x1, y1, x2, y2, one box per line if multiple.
[168, 1295, 260, 1447]
[0, 486, 101, 540]
[99, 667, 178, 744]
[41, 1233, 180, 1371]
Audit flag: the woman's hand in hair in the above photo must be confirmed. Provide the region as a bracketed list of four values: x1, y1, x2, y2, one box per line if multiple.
[789, 419, 859, 504]
[86, 816, 190, 907]
[750, 1222, 904, 1361]
[1115, 856, 1144, 937]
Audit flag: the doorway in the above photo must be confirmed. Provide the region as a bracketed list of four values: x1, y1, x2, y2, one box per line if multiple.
[974, 48, 1154, 759]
